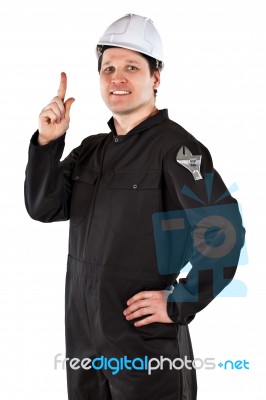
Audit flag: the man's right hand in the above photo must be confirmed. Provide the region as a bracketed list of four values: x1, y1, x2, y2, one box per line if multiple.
[38, 72, 75, 145]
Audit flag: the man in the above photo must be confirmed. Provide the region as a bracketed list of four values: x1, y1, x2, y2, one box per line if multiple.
[24, 14, 245, 400]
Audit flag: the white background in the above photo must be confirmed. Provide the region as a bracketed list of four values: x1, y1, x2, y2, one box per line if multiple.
[0, 0, 265, 398]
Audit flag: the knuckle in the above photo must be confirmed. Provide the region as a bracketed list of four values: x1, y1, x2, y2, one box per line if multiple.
[50, 101, 60, 110]
[55, 96, 65, 107]
[54, 97, 63, 106]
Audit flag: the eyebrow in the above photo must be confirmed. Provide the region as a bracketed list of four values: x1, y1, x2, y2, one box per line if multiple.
[101, 59, 141, 67]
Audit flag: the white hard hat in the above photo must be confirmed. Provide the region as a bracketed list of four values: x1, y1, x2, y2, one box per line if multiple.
[96, 13, 164, 64]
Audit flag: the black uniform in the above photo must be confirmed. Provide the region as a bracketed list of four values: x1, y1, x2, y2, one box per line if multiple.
[24, 109, 245, 400]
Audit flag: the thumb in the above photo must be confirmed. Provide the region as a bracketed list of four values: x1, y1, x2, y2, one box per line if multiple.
[65, 97, 75, 120]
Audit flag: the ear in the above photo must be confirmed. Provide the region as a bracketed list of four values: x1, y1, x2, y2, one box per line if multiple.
[153, 70, 160, 90]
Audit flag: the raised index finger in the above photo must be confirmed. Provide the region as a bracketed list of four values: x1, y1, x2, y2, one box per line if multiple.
[57, 72, 67, 100]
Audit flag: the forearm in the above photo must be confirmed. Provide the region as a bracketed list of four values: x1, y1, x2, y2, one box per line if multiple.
[24, 130, 72, 222]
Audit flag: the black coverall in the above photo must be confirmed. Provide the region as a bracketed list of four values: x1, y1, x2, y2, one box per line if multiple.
[24, 109, 245, 400]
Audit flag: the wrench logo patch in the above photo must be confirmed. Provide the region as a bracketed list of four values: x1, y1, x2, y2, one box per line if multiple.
[176, 146, 203, 181]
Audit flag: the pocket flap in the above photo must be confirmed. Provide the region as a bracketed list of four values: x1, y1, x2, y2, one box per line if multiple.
[71, 167, 98, 184]
[109, 170, 161, 189]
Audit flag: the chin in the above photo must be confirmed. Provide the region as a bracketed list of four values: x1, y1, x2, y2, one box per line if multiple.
[108, 105, 135, 115]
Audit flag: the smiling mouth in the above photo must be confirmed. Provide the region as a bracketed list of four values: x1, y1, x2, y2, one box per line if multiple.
[111, 91, 131, 95]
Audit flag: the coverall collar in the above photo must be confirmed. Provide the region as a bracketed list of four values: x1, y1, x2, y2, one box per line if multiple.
[108, 108, 169, 140]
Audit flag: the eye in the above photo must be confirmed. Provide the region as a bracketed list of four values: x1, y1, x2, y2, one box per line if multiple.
[127, 65, 138, 71]
[104, 66, 115, 72]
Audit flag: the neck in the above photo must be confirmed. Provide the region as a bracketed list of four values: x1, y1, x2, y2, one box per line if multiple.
[113, 106, 158, 136]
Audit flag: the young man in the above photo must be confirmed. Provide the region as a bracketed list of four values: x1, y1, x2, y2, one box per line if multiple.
[25, 14, 245, 400]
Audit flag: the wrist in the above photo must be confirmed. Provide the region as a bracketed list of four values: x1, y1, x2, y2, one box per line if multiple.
[38, 136, 50, 146]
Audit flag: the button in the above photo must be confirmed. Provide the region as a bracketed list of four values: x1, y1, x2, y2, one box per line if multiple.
[133, 184, 138, 189]
[114, 138, 119, 143]
[75, 176, 79, 180]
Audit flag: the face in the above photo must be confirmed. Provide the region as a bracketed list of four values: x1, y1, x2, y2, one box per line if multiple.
[99, 47, 160, 116]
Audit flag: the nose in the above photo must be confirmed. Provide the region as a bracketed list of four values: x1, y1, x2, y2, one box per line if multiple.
[111, 68, 127, 84]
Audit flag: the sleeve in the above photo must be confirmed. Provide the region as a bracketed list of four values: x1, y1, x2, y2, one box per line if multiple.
[162, 140, 246, 325]
[24, 130, 83, 222]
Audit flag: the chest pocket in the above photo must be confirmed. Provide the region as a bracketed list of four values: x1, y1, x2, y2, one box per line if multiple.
[70, 166, 98, 228]
[108, 170, 161, 236]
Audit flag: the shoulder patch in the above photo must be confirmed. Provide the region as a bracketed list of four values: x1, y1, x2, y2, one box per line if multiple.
[176, 146, 203, 181]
